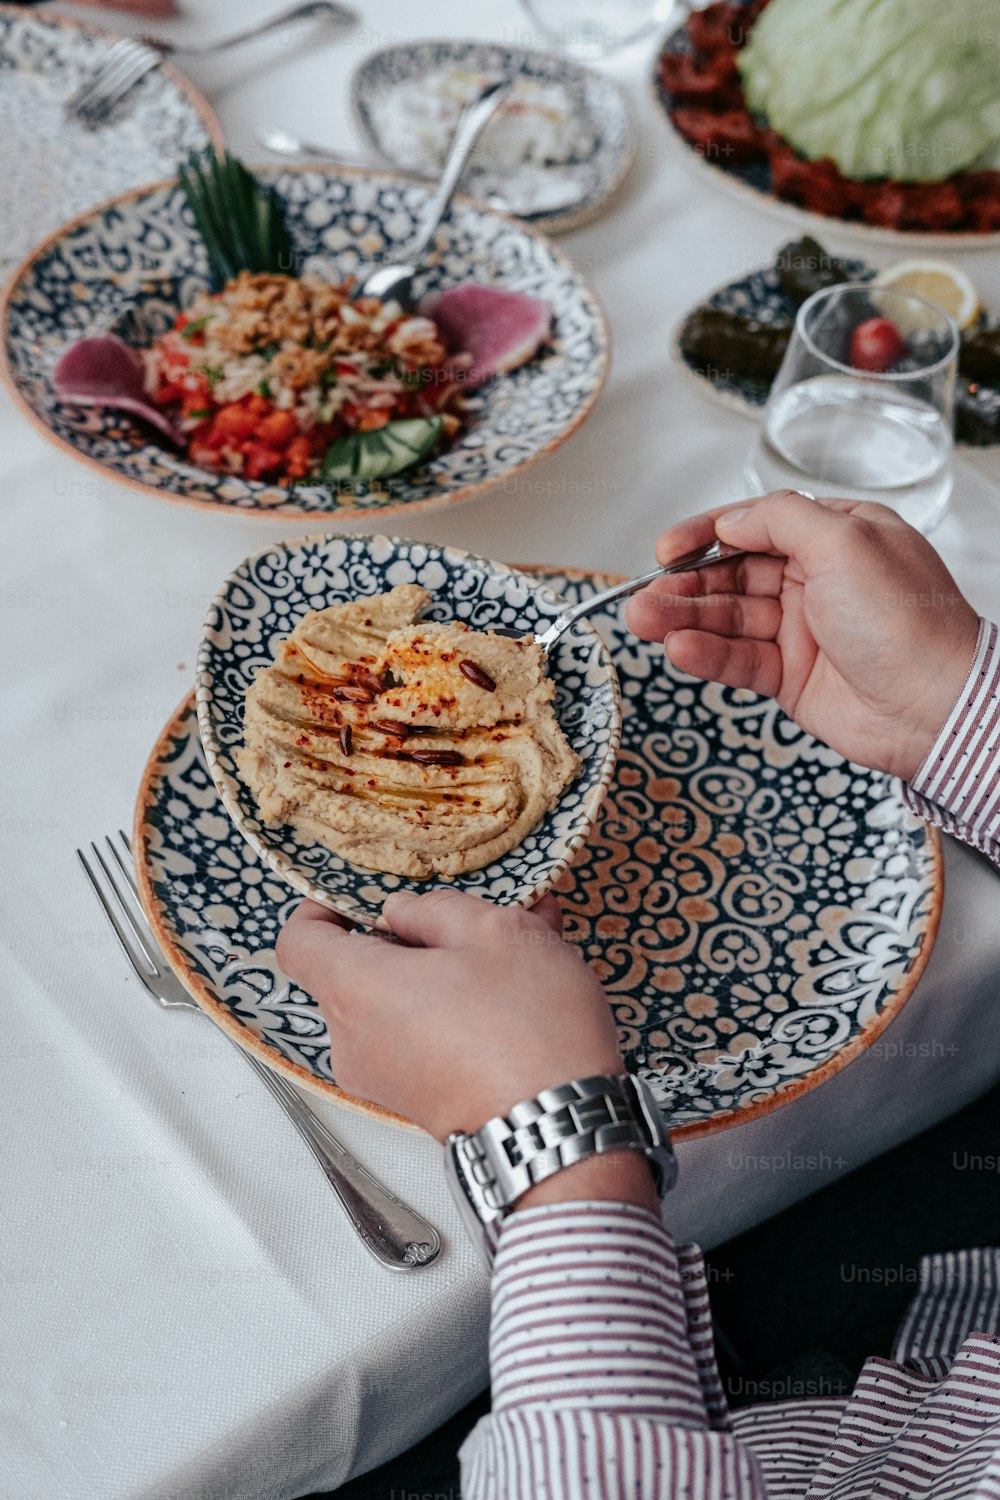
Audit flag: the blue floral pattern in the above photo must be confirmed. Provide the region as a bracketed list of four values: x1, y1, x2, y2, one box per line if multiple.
[2, 167, 608, 519]
[140, 567, 940, 1131]
[196, 535, 622, 927]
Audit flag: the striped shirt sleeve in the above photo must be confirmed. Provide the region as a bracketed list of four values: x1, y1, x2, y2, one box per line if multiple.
[459, 1200, 767, 1499]
[902, 618, 1000, 865]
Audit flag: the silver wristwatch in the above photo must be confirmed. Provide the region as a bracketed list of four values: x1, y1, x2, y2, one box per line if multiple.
[444, 1073, 677, 1266]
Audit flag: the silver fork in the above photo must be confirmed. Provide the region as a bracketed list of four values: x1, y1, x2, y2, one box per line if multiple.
[494, 540, 749, 653]
[77, 831, 442, 1272]
[66, 3, 357, 128]
[66, 38, 159, 127]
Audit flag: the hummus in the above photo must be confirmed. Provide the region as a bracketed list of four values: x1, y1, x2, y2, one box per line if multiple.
[236, 584, 580, 878]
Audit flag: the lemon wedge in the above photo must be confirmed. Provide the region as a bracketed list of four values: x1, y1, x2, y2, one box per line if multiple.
[873, 259, 980, 330]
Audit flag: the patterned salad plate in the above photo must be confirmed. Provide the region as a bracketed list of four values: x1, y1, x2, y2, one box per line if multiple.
[0, 166, 608, 521]
[0, 6, 220, 269]
[138, 565, 942, 1134]
[195, 535, 621, 927]
[351, 39, 635, 235]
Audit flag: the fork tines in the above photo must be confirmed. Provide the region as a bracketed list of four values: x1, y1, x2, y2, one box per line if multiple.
[66, 40, 158, 127]
[76, 831, 164, 995]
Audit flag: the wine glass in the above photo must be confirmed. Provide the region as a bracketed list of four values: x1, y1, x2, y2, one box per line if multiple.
[745, 282, 959, 534]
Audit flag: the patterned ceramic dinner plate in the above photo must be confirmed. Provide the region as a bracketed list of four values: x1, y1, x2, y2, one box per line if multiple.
[0, 167, 608, 521]
[671, 254, 1000, 447]
[351, 38, 635, 235]
[0, 6, 220, 268]
[652, 2, 1000, 248]
[139, 565, 942, 1133]
[195, 535, 622, 927]
[672, 250, 871, 419]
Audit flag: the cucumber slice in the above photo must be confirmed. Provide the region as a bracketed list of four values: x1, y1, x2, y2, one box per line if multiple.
[322, 416, 444, 485]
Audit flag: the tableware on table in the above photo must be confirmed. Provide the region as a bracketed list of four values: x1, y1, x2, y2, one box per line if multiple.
[257, 124, 585, 218]
[143, 1, 356, 57]
[673, 244, 1000, 449]
[195, 534, 621, 929]
[653, 0, 1000, 247]
[350, 39, 635, 234]
[79, 831, 442, 1269]
[139, 564, 941, 1128]
[354, 80, 511, 305]
[65, 3, 357, 127]
[256, 126, 366, 168]
[0, 6, 220, 267]
[519, 0, 679, 59]
[0, 165, 608, 521]
[65, 39, 163, 126]
[495, 542, 748, 652]
[745, 283, 958, 534]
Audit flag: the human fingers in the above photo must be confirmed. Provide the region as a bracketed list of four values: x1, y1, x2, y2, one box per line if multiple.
[627, 589, 783, 647]
[651, 496, 772, 567]
[530, 893, 565, 935]
[275, 901, 397, 1007]
[381, 888, 514, 948]
[664, 630, 784, 697]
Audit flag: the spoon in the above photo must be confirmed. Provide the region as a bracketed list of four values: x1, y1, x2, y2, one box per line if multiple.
[53, 335, 182, 445]
[355, 79, 511, 305]
[257, 124, 585, 216]
[496, 541, 749, 653]
[255, 126, 367, 168]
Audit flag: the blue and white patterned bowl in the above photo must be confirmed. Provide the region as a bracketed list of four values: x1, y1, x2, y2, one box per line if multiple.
[196, 534, 622, 927]
[0, 166, 609, 520]
[351, 38, 636, 235]
[140, 565, 941, 1130]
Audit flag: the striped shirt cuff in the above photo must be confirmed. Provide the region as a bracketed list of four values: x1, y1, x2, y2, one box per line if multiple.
[902, 618, 1000, 866]
[489, 1201, 711, 1429]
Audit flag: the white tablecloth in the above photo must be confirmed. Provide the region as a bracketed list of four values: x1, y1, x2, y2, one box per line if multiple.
[3, 3, 1000, 1496]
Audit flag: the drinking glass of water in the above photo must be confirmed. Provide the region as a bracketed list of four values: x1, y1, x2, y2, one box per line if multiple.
[745, 283, 958, 534]
[517, 0, 680, 59]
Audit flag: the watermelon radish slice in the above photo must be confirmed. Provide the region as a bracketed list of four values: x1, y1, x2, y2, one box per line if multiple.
[424, 284, 552, 391]
[53, 336, 182, 445]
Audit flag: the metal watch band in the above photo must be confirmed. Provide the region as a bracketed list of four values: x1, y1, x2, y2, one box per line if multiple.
[444, 1073, 676, 1266]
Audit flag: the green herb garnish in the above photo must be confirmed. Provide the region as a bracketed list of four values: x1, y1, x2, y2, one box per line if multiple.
[181, 315, 212, 341]
[178, 149, 294, 291]
[254, 341, 280, 362]
[200, 365, 224, 390]
[187, 408, 213, 419]
[255, 380, 272, 398]
[322, 417, 443, 486]
[320, 368, 338, 389]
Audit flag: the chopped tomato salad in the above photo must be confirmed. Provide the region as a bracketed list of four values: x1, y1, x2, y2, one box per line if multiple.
[143, 271, 465, 486]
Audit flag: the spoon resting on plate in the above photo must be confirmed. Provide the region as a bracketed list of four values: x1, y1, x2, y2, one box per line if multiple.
[53, 335, 182, 445]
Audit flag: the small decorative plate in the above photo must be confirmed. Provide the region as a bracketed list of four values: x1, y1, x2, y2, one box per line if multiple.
[139, 565, 942, 1134]
[351, 38, 635, 235]
[672, 253, 1000, 447]
[0, 166, 608, 521]
[195, 536, 621, 927]
[0, 6, 220, 268]
[673, 250, 870, 418]
[653, 3, 1000, 248]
